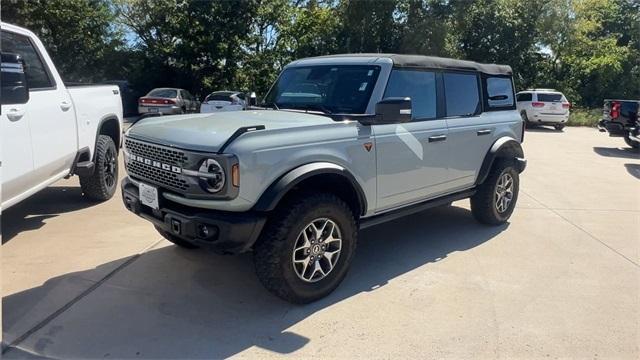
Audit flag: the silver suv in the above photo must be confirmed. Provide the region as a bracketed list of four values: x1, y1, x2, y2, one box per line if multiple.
[121, 54, 527, 303]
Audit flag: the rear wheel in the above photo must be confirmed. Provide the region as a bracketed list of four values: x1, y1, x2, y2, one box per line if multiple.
[253, 193, 357, 304]
[470, 159, 519, 225]
[554, 124, 565, 131]
[79, 135, 118, 201]
[623, 133, 639, 149]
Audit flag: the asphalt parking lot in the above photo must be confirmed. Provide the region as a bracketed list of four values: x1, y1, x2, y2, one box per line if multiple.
[2, 127, 639, 359]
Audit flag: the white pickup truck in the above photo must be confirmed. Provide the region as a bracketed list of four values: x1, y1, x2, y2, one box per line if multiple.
[1, 22, 123, 210]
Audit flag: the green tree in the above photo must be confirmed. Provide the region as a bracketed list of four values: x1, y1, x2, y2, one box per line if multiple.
[115, 0, 257, 97]
[2, 0, 122, 82]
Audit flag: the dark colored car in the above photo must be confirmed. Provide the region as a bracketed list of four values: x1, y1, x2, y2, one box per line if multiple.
[598, 99, 640, 148]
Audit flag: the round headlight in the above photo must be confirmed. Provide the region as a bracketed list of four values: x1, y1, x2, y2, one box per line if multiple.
[198, 159, 225, 193]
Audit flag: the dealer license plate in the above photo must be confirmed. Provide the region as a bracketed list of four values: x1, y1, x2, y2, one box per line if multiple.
[139, 182, 159, 210]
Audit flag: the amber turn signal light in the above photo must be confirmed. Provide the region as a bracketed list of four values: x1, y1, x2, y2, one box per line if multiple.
[231, 164, 240, 187]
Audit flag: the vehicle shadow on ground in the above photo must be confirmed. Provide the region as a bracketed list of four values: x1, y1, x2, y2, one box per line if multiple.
[1, 186, 99, 244]
[525, 126, 563, 133]
[624, 164, 640, 179]
[593, 146, 640, 159]
[3, 205, 507, 359]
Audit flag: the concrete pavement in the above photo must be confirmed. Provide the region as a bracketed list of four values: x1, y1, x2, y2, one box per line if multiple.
[2, 127, 639, 358]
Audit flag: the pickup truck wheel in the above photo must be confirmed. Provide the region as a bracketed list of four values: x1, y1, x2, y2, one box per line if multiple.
[253, 193, 357, 304]
[154, 226, 199, 249]
[623, 134, 640, 149]
[80, 135, 118, 201]
[470, 159, 519, 225]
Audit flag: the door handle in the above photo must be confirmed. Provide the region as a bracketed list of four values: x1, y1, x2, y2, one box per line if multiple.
[6, 107, 26, 121]
[60, 100, 72, 111]
[428, 134, 447, 143]
[477, 129, 492, 136]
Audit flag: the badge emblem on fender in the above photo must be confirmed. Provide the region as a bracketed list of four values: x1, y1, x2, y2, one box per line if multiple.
[363, 142, 373, 152]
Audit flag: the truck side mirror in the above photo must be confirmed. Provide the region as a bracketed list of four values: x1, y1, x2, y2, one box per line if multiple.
[1, 53, 29, 105]
[360, 97, 412, 125]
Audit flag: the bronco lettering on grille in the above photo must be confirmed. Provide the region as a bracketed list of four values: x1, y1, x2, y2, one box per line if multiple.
[126, 152, 182, 174]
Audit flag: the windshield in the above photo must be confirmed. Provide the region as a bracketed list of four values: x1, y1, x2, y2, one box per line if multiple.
[148, 89, 177, 98]
[263, 65, 381, 114]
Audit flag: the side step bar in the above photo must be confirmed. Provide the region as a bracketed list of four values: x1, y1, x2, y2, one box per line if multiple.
[360, 189, 476, 229]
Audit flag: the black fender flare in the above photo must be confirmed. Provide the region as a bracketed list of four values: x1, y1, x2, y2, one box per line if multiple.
[94, 115, 122, 159]
[253, 162, 368, 216]
[476, 137, 526, 185]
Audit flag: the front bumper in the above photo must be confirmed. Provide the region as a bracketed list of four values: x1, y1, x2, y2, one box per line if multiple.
[121, 177, 266, 254]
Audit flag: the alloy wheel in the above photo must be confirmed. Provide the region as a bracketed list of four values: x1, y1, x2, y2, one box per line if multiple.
[292, 218, 342, 283]
[494, 172, 514, 213]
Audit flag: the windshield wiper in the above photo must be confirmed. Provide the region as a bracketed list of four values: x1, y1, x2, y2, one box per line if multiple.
[279, 104, 333, 115]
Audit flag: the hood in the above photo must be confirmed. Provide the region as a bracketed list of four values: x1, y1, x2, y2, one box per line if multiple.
[126, 110, 335, 153]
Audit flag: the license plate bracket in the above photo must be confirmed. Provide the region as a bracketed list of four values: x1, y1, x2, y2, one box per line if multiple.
[139, 182, 159, 210]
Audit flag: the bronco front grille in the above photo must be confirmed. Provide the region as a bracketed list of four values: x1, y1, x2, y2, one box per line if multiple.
[124, 138, 190, 191]
[124, 138, 188, 166]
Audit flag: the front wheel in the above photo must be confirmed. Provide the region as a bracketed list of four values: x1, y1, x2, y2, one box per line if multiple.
[470, 159, 520, 225]
[253, 193, 357, 304]
[79, 135, 118, 201]
[554, 124, 565, 131]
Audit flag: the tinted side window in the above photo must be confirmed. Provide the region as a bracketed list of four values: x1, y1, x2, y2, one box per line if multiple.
[1, 31, 53, 89]
[384, 69, 436, 120]
[486, 77, 514, 108]
[443, 73, 480, 117]
[516, 93, 532, 102]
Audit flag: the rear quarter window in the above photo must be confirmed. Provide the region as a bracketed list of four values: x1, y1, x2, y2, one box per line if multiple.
[483, 75, 515, 111]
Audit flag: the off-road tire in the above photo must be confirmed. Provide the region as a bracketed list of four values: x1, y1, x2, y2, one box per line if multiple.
[623, 134, 639, 149]
[253, 193, 357, 304]
[554, 124, 565, 131]
[154, 226, 200, 249]
[470, 159, 519, 225]
[80, 135, 118, 201]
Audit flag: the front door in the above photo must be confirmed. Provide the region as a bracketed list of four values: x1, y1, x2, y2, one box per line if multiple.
[2, 30, 77, 181]
[373, 68, 451, 212]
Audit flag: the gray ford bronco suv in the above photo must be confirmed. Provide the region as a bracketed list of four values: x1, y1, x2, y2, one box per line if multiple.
[122, 54, 526, 303]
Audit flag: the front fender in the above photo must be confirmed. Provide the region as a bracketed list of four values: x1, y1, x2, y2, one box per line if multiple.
[252, 162, 367, 215]
[476, 137, 526, 185]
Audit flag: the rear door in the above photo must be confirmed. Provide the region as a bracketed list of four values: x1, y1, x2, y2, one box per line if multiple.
[442, 71, 492, 189]
[374, 68, 451, 212]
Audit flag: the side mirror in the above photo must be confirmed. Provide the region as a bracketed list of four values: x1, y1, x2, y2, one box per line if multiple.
[1, 53, 29, 105]
[249, 92, 257, 106]
[359, 97, 412, 125]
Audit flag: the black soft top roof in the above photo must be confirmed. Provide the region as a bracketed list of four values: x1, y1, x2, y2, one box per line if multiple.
[311, 53, 512, 76]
